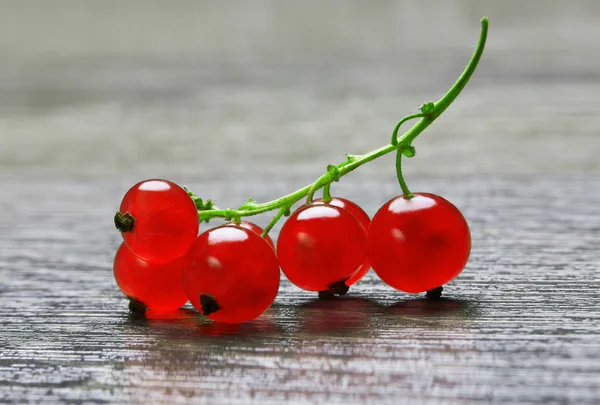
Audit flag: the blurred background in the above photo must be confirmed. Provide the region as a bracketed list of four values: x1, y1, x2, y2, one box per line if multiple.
[1, 0, 599, 180]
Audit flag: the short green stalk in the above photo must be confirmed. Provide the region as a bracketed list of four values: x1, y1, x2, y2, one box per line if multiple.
[190, 17, 489, 237]
[322, 184, 332, 203]
[395, 149, 414, 199]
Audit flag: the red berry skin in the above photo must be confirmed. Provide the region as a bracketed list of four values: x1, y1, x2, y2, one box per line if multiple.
[183, 226, 280, 323]
[224, 221, 275, 251]
[313, 198, 371, 286]
[113, 243, 189, 312]
[118, 179, 199, 263]
[277, 204, 367, 292]
[367, 193, 471, 293]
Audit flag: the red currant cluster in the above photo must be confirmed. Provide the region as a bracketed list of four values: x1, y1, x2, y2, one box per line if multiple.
[113, 179, 470, 323]
[111, 17, 488, 324]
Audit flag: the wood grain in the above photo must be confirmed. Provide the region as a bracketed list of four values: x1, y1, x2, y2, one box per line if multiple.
[1, 175, 599, 404]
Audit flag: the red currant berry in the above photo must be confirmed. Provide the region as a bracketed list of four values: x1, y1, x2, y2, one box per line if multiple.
[367, 193, 471, 293]
[183, 226, 280, 323]
[277, 204, 367, 294]
[113, 243, 189, 312]
[115, 179, 199, 263]
[224, 221, 275, 251]
[313, 198, 371, 287]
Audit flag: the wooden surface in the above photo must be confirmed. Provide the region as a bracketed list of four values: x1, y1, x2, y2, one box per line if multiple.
[1, 1, 600, 404]
[1, 175, 599, 404]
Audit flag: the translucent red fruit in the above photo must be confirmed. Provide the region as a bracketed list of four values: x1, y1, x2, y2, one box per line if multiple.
[277, 204, 367, 293]
[367, 193, 471, 293]
[313, 198, 371, 286]
[113, 243, 189, 312]
[183, 226, 280, 323]
[116, 179, 199, 263]
[224, 221, 275, 251]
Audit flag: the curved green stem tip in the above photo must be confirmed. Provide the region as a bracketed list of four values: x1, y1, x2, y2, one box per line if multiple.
[191, 17, 489, 237]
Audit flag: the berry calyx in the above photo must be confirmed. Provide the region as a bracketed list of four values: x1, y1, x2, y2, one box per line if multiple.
[426, 286, 444, 300]
[128, 297, 147, 314]
[114, 212, 135, 233]
[199, 294, 221, 316]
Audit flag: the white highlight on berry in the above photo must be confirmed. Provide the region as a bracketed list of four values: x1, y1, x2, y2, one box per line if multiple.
[297, 232, 316, 248]
[391, 228, 406, 242]
[297, 206, 340, 221]
[138, 180, 171, 191]
[208, 227, 249, 245]
[206, 256, 222, 269]
[389, 194, 435, 213]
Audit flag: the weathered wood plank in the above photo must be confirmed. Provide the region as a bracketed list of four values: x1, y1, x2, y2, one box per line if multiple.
[1, 175, 599, 404]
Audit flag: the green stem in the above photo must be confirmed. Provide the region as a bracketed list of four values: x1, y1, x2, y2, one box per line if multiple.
[307, 173, 330, 203]
[196, 17, 489, 233]
[391, 113, 424, 145]
[261, 207, 288, 238]
[395, 149, 413, 199]
[322, 184, 332, 203]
